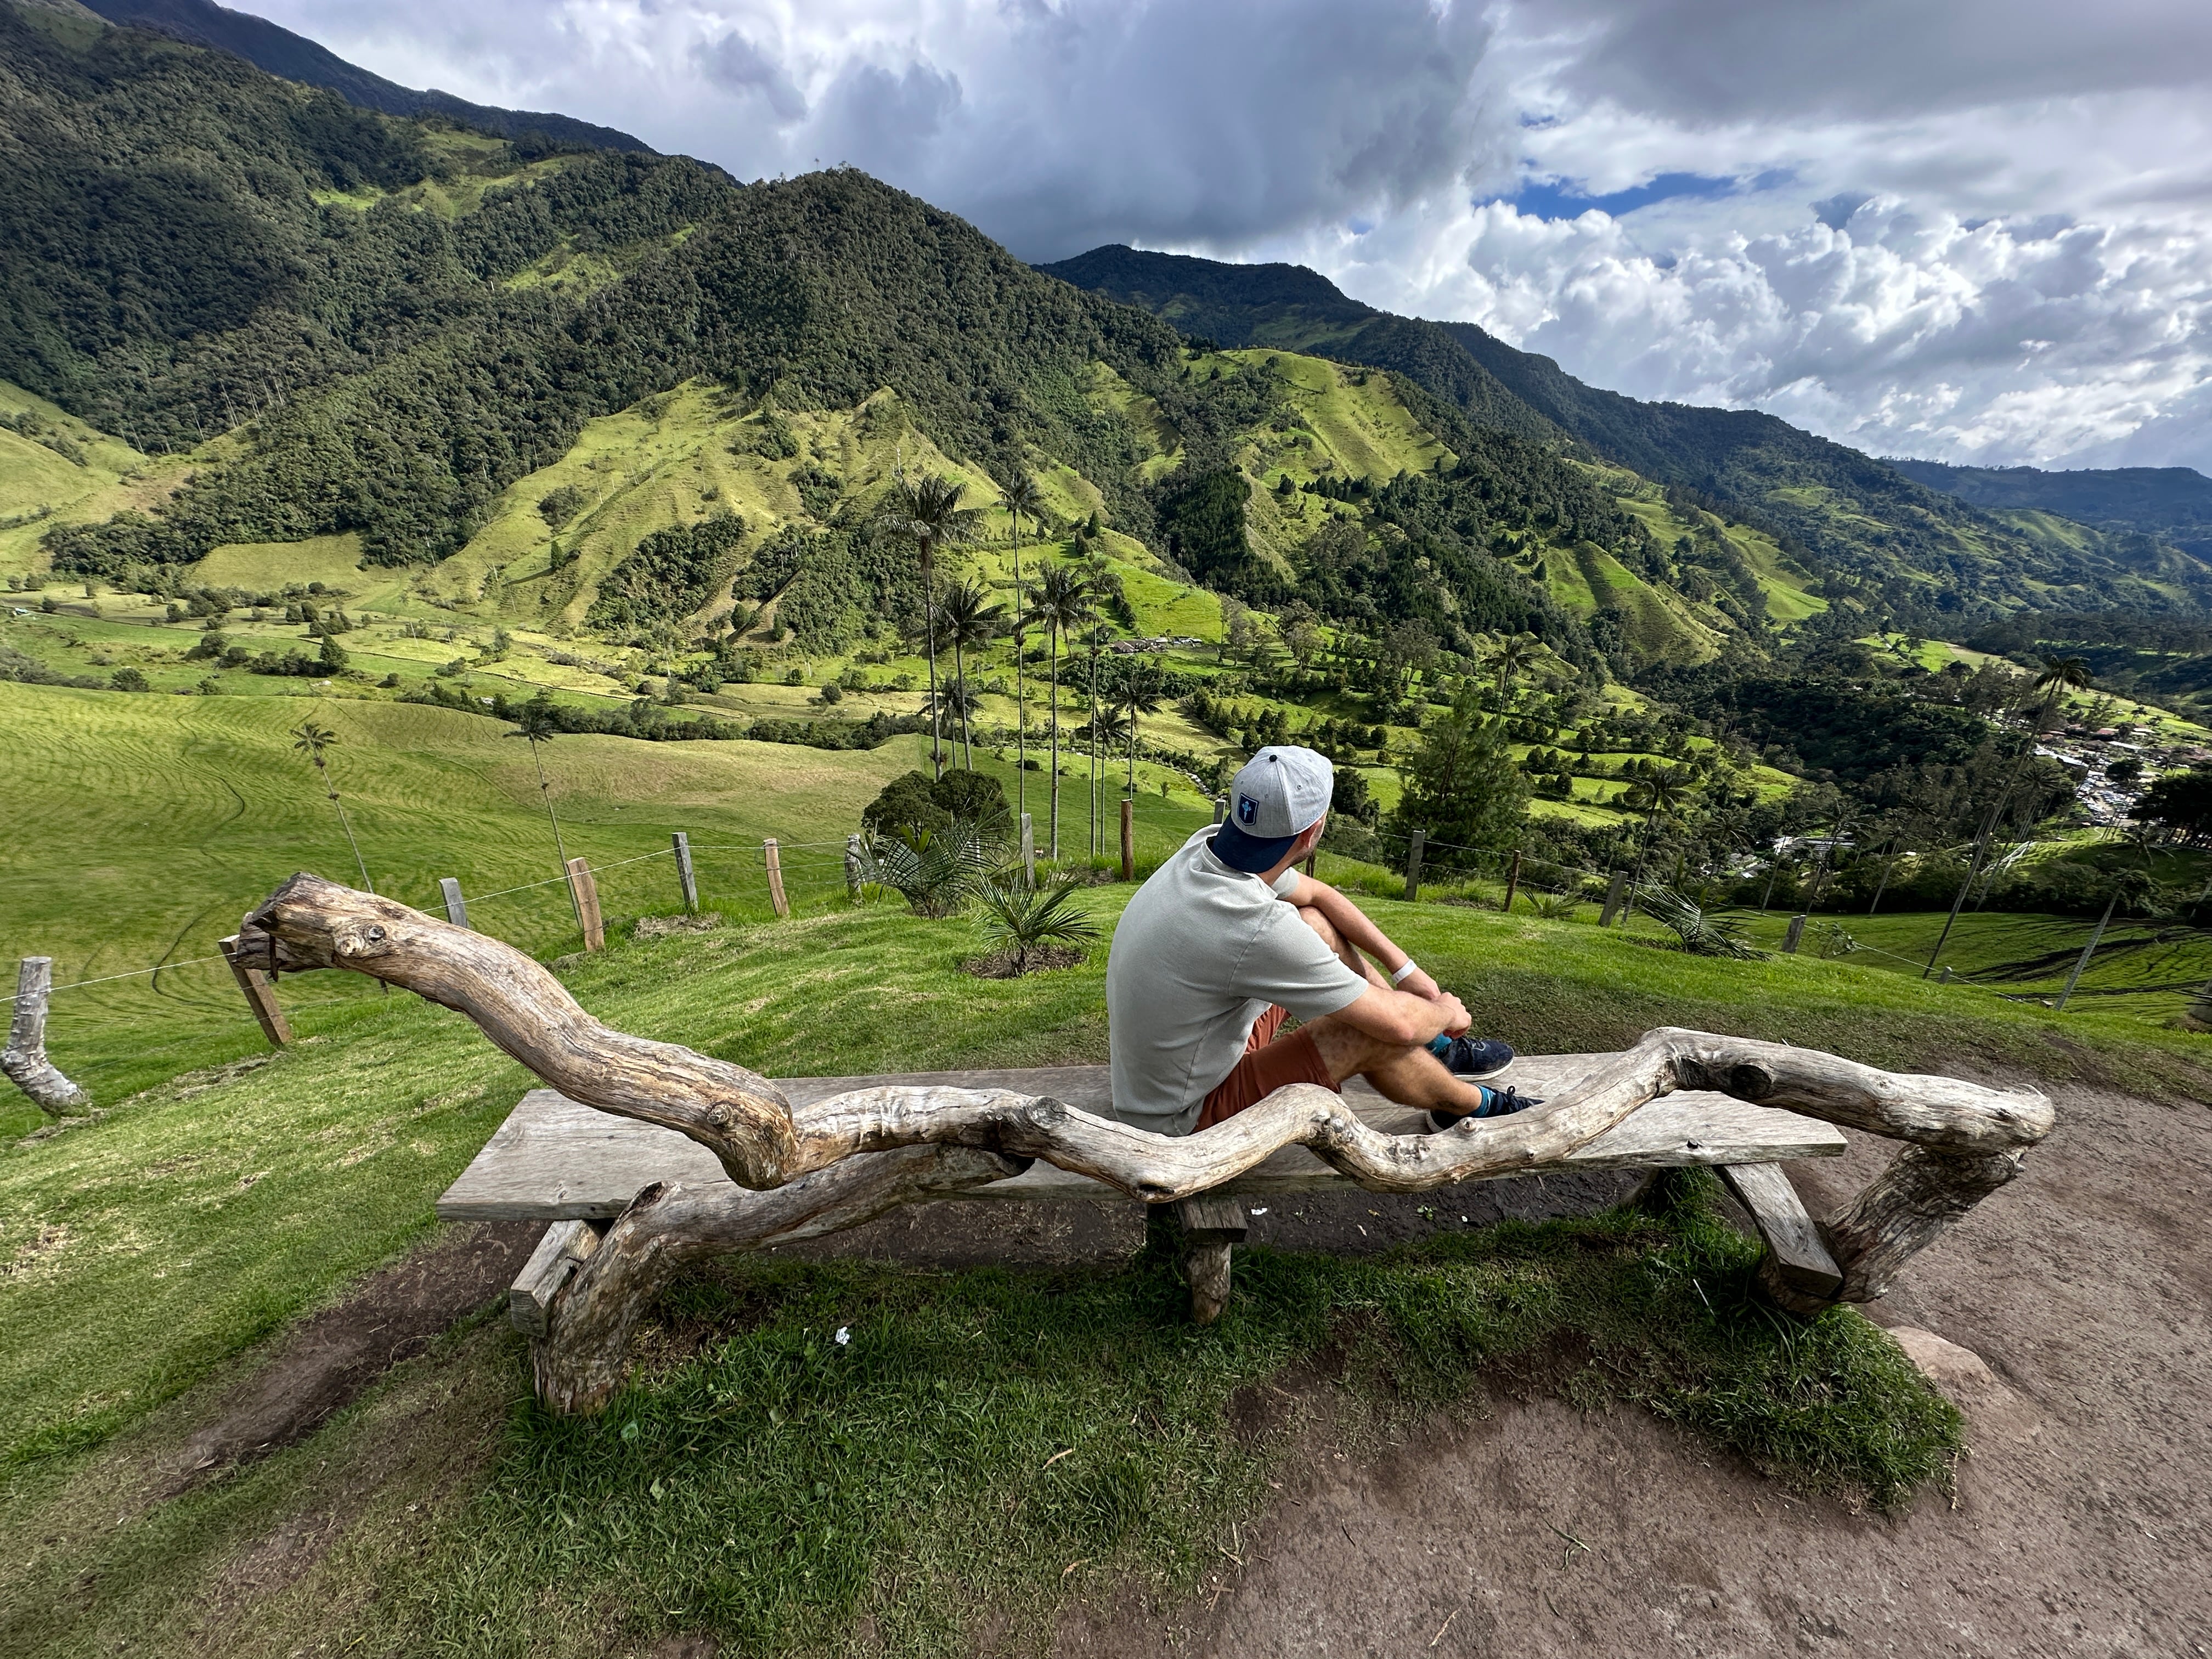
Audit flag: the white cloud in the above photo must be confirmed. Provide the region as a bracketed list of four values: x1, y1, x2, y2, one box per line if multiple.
[250, 0, 2212, 471]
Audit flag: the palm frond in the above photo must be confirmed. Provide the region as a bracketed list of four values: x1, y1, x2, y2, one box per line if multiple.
[976, 874, 1100, 971]
[860, 822, 1001, 918]
[1635, 882, 1762, 958]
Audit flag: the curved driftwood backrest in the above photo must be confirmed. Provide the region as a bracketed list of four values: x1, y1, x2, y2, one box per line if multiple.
[240, 873, 2056, 1412]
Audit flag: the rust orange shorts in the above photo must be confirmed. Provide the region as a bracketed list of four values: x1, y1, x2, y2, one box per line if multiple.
[1193, 1004, 1340, 1131]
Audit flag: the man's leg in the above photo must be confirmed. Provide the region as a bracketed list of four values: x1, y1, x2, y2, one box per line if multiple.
[1301, 1014, 1493, 1114]
[1288, 906, 1496, 1115]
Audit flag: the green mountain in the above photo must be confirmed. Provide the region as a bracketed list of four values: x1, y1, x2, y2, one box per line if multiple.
[1040, 246, 2212, 618]
[76, 0, 651, 151]
[1891, 459, 2212, 563]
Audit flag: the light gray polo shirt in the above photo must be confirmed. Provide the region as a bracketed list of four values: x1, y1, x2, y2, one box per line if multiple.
[1105, 826, 1369, 1136]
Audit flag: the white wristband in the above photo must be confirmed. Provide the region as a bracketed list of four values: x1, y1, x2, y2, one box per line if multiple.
[1389, 959, 1420, 987]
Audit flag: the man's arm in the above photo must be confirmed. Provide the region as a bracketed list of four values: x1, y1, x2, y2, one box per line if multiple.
[1330, 978, 1472, 1046]
[1277, 873, 1443, 1000]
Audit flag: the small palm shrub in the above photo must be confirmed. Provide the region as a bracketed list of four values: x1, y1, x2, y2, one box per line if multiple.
[1527, 890, 1582, 921]
[1635, 882, 1760, 959]
[860, 823, 998, 918]
[976, 874, 1101, 973]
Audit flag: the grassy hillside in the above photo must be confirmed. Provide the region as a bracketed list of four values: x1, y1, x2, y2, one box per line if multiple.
[1042, 245, 2212, 620]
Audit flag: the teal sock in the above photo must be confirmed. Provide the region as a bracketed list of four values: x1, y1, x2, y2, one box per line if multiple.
[1427, 1034, 1452, 1056]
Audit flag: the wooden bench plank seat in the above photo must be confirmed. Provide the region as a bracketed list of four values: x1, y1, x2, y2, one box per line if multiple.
[437, 1055, 1848, 1223]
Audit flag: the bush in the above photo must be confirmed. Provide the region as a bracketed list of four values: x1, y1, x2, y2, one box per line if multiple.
[109, 667, 149, 692]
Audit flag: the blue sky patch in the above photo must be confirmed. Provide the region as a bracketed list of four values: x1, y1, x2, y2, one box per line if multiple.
[1494, 169, 1791, 221]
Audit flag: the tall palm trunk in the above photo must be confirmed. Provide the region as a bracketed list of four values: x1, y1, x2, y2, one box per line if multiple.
[921, 546, 942, 779]
[314, 754, 374, 893]
[1087, 639, 1101, 857]
[529, 736, 579, 923]
[1012, 514, 1025, 821]
[1047, 622, 1061, 859]
[951, 632, 974, 769]
[1126, 705, 1139, 796]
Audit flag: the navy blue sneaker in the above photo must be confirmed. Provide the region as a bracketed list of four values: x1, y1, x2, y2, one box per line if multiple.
[1427, 1035, 1515, 1079]
[1426, 1086, 1543, 1132]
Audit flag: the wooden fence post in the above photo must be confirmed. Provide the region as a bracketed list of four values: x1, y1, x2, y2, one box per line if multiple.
[1782, 913, 1809, 954]
[764, 838, 790, 918]
[1599, 871, 1627, 928]
[2055, 893, 2118, 1012]
[566, 858, 605, 951]
[1303, 850, 1318, 877]
[3, 956, 89, 1113]
[1212, 797, 1225, 826]
[1502, 850, 1521, 914]
[218, 935, 292, 1047]
[439, 877, 470, 930]
[1119, 799, 1135, 882]
[672, 832, 698, 913]
[1020, 812, 1036, 889]
[1403, 828, 1426, 904]
[845, 834, 864, 902]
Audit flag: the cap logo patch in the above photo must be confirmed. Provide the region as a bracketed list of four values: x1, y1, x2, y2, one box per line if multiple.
[1237, 794, 1258, 825]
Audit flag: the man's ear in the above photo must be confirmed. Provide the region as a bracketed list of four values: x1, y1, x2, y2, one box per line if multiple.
[1295, 815, 1327, 856]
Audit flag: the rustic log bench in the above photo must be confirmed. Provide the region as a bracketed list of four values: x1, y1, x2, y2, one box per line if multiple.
[238, 874, 2055, 1415]
[442, 1056, 1854, 1358]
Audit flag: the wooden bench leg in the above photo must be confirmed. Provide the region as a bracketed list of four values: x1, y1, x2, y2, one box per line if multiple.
[1172, 1194, 1249, 1327]
[1718, 1163, 1845, 1313]
[509, 1218, 606, 1338]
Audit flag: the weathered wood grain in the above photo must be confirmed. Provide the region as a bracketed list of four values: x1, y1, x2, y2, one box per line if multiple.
[435, 1075, 1852, 1221]
[2, 956, 88, 1114]
[1823, 1144, 2028, 1303]
[509, 1217, 601, 1338]
[217, 934, 291, 1048]
[1186, 1238, 1234, 1327]
[566, 859, 604, 951]
[1719, 1162, 1844, 1306]
[241, 875, 801, 1189]
[1173, 1192, 1250, 1239]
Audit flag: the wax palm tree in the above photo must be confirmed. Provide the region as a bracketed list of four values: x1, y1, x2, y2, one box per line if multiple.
[291, 719, 373, 892]
[1621, 764, 1699, 922]
[936, 577, 1003, 770]
[1028, 563, 1093, 859]
[507, 693, 578, 917]
[2034, 654, 2092, 723]
[1105, 657, 1165, 798]
[995, 467, 1043, 814]
[876, 474, 983, 780]
[1492, 631, 1538, 703]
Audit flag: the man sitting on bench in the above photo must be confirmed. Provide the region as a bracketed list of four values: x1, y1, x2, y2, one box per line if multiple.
[1106, 745, 1536, 1138]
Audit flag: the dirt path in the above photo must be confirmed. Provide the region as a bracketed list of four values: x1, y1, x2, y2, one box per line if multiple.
[1052, 1081, 2212, 1658]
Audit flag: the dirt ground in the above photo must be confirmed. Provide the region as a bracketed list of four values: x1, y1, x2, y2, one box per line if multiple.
[1045, 1080, 2212, 1659]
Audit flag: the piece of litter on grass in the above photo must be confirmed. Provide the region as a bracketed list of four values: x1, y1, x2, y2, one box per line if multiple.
[1249, 1206, 1268, 1216]
[1043, 1448, 1075, 1469]
[1062, 1558, 1090, 1577]
[834, 1326, 850, 1345]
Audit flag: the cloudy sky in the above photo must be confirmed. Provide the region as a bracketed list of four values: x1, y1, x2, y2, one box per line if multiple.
[252, 0, 2212, 473]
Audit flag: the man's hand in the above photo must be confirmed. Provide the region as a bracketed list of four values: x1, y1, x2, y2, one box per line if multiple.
[1431, 990, 1471, 1036]
[1397, 966, 1444, 1003]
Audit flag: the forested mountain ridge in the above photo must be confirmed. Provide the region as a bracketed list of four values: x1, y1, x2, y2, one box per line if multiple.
[1892, 458, 2212, 562]
[2, 0, 1681, 678]
[1042, 246, 2212, 619]
[75, 0, 651, 152]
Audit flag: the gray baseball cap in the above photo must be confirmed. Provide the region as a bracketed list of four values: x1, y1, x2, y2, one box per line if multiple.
[1211, 745, 1334, 872]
